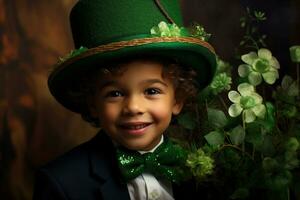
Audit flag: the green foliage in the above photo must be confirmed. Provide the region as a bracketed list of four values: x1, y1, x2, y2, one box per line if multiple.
[204, 131, 224, 146]
[186, 149, 214, 180]
[207, 108, 228, 128]
[176, 7, 300, 200]
[189, 22, 211, 42]
[229, 125, 245, 145]
[57, 46, 88, 65]
[239, 7, 267, 51]
[177, 112, 197, 130]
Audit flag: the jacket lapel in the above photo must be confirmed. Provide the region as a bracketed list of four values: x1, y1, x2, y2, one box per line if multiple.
[89, 132, 131, 200]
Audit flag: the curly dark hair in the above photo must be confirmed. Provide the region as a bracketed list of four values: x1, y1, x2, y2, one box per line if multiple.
[67, 55, 198, 127]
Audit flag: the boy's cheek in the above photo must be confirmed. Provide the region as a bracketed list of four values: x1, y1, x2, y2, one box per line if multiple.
[100, 109, 117, 121]
[98, 105, 120, 120]
[149, 106, 173, 120]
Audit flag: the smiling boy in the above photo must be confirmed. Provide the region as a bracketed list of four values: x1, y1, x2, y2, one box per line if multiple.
[33, 0, 216, 199]
[89, 59, 183, 151]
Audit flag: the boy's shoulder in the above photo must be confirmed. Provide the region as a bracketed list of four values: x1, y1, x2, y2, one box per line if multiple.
[33, 132, 130, 200]
[38, 132, 115, 181]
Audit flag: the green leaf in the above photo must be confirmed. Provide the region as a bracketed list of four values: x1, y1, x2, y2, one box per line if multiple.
[262, 157, 279, 172]
[285, 137, 299, 152]
[229, 125, 245, 145]
[289, 45, 300, 63]
[245, 123, 264, 147]
[204, 131, 225, 146]
[282, 104, 297, 118]
[288, 82, 299, 96]
[261, 135, 275, 156]
[230, 188, 249, 199]
[177, 112, 196, 130]
[254, 10, 266, 21]
[57, 46, 88, 64]
[261, 102, 276, 133]
[284, 151, 299, 170]
[207, 108, 228, 128]
[265, 170, 292, 190]
[281, 75, 293, 90]
[280, 75, 298, 97]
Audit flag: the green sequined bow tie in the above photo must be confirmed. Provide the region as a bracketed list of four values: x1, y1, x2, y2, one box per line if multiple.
[116, 138, 187, 183]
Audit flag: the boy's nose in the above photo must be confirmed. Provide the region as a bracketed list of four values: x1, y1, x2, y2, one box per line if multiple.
[122, 95, 145, 115]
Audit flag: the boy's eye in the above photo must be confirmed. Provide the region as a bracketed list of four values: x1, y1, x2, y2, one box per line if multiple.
[145, 88, 161, 95]
[105, 90, 123, 98]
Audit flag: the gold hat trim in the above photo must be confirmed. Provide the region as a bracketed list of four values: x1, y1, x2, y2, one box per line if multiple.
[52, 36, 215, 75]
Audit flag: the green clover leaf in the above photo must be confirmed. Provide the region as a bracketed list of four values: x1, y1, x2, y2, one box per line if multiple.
[189, 23, 211, 42]
[228, 83, 266, 123]
[58, 46, 88, 64]
[150, 21, 208, 41]
[216, 56, 232, 73]
[150, 21, 186, 37]
[289, 45, 300, 63]
[238, 48, 280, 86]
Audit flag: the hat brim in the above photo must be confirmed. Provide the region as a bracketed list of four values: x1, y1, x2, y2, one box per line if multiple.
[48, 37, 216, 113]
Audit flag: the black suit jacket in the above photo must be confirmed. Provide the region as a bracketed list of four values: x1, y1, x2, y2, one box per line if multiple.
[32, 132, 204, 200]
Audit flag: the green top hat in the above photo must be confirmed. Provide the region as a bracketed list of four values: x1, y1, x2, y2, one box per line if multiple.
[48, 0, 217, 113]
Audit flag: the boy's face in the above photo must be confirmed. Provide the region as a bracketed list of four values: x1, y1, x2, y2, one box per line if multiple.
[89, 59, 183, 151]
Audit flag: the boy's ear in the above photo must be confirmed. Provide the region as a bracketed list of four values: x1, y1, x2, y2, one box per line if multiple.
[172, 100, 184, 115]
[86, 96, 98, 118]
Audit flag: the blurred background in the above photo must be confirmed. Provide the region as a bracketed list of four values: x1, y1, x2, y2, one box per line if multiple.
[0, 0, 299, 199]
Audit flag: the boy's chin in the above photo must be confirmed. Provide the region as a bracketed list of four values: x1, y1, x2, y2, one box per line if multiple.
[122, 143, 154, 151]
[118, 138, 162, 152]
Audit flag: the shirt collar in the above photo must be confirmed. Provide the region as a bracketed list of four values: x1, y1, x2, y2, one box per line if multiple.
[138, 135, 164, 154]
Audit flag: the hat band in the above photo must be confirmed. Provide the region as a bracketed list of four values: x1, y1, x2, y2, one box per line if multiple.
[53, 36, 215, 75]
[81, 36, 214, 58]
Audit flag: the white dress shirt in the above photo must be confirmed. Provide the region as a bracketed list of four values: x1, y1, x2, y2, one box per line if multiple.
[126, 136, 174, 200]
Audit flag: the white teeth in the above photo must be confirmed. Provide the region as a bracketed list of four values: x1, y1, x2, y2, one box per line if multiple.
[124, 124, 148, 130]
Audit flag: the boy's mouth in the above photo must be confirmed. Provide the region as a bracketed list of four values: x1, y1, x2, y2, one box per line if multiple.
[119, 122, 152, 130]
